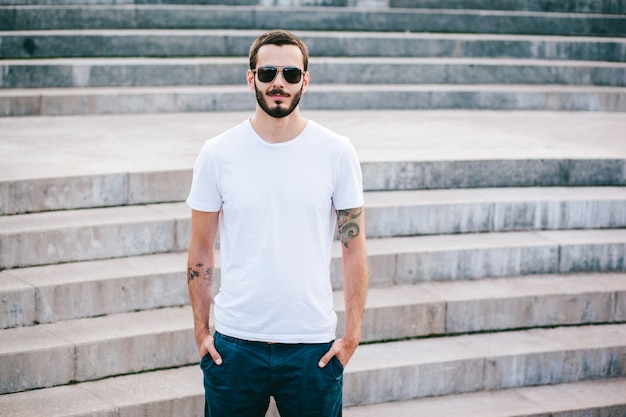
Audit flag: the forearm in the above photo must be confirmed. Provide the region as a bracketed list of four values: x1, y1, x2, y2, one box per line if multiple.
[187, 248, 215, 350]
[337, 206, 368, 345]
[187, 209, 220, 354]
[342, 245, 368, 344]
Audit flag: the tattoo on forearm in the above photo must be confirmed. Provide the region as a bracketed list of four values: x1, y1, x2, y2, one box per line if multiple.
[203, 266, 214, 287]
[188, 263, 213, 287]
[187, 265, 200, 284]
[337, 207, 363, 248]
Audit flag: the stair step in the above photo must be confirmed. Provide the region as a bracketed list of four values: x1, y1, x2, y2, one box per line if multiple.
[339, 273, 626, 341]
[389, 0, 626, 15]
[0, 202, 190, 269]
[345, 324, 626, 405]
[363, 159, 626, 193]
[0, 252, 188, 327]
[2, 30, 625, 61]
[2, 84, 626, 116]
[3, 57, 626, 88]
[2, 374, 625, 417]
[344, 377, 626, 416]
[3, 159, 625, 215]
[1, 323, 624, 404]
[0, 160, 626, 218]
[365, 186, 626, 237]
[2, 189, 626, 269]
[2, 0, 625, 15]
[304, 84, 626, 112]
[366, 229, 626, 286]
[0, 366, 204, 417]
[2, 5, 625, 37]
[0, 306, 196, 394]
[1, 375, 625, 417]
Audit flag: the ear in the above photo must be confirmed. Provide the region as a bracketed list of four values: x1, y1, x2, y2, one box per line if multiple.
[301, 71, 310, 94]
[246, 69, 256, 91]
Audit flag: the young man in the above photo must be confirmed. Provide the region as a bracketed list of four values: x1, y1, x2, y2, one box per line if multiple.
[186, 30, 368, 417]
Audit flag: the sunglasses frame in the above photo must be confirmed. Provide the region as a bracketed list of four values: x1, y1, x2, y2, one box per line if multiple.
[253, 66, 304, 84]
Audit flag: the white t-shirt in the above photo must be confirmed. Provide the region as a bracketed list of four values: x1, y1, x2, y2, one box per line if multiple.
[186, 119, 364, 343]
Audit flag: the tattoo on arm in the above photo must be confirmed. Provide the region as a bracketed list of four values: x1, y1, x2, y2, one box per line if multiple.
[337, 207, 363, 248]
[187, 264, 200, 284]
[188, 263, 213, 287]
[202, 266, 214, 287]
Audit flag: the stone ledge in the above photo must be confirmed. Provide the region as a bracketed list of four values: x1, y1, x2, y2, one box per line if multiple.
[344, 377, 626, 416]
[1, 372, 625, 417]
[2, 84, 626, 117]
[3, 5, 626, 37]
[3, 57, 626, 88]
[362, 229, 626, 287]
[1, 209, 625, 273]
[2, 30, 625, 61]
[0, 203, 190, 269]
[0, 252, 189, 326]
[4, 163, 626, 214]
[0, 306, 196, 394]
[345, 324, 626, 405]
[2, 0, 624, 14]
[335, 273, 626, 340]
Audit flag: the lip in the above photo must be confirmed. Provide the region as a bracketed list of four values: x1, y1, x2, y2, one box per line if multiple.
[267, 89, 289, 99]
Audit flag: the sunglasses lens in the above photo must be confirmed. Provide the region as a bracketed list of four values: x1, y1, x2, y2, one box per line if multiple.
[257, 67, 278, 83]
[283, 68, 302, 84]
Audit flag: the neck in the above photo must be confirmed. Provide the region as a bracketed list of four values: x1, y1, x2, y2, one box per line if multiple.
[250, 107, 307, 144]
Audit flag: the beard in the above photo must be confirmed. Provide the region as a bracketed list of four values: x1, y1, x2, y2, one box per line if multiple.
[255, 83, 303, 119]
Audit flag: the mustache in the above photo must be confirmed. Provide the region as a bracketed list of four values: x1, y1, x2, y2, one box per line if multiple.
[267, 89, 289, 96]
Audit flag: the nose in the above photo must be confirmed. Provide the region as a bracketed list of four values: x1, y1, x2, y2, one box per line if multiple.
[271, 70, 286, 87]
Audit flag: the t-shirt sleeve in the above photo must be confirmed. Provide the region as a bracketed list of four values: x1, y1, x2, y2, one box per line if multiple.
[333, 139, 365, 210]
[186, 142, 223, 212]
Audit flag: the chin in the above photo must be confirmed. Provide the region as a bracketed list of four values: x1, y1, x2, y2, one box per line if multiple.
[255, 86, 301, 119]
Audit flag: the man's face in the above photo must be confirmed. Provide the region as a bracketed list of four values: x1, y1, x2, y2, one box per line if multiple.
[248, 44, 309, 119]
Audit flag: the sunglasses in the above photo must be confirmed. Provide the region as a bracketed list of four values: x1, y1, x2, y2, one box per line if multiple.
[253, 66, 304, 84]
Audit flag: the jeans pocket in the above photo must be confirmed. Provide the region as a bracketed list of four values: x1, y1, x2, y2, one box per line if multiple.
[330, 356, 344, 379]
[200, 353, 214, 370]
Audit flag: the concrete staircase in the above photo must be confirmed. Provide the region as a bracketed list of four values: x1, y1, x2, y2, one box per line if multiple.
[1, 109, 626, 416]
[1, 0, 626, 115]
[1, 1, 626, 416]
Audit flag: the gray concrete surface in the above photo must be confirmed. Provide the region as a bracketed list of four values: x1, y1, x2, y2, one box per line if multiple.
[3, 30, 625, 60]
[344, 377, 626, 416]
[4, 85, 625, 116]
[2, 110, 625, 181]
[4, 5, 625, 37]
[1, 110, 625, 415]
[5, 58, 626, 89]
[1, 0, 625, 15]
[3, 187, 626, 268]
[2, 110, 625, 214]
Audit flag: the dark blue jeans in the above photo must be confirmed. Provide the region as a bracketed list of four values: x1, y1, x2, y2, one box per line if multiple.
[201, 332, 343, 417]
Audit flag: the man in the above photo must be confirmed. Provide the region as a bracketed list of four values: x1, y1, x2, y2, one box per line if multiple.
[186, 29, 368, 417]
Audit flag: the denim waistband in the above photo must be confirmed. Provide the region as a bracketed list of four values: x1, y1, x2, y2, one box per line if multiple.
[215, 331, 332, 347]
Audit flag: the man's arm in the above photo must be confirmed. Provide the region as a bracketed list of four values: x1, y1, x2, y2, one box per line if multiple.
[187, 209, 222, 364]
[319, 206, 368, 368]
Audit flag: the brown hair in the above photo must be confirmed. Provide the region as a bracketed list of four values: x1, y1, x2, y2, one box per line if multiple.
[249, 30, 309, 71]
